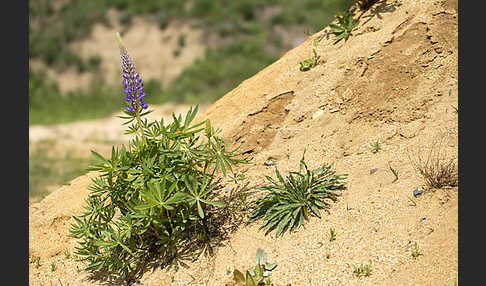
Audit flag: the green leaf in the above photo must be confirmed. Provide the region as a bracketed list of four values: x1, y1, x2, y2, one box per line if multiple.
[200, 198, 224, 207]
[275, 211, 293, 237]
[234, 269, 245, 284]
[90, 150, 107, 163]
[334, 32, 347, 41]
[255, 248, 266, 265]
[264, 262, 277, 271]
[197, 201, 204, 219]
[253, 264, 264, 279]
[165, 192, 188, 205]
[309, 203, 322, 218]
[245, 271, 256, 286]
[329, 23, 344, 31]
[117, 241, 135, 255]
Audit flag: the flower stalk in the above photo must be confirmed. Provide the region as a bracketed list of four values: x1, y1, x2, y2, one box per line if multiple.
[116, 32, 148, 147]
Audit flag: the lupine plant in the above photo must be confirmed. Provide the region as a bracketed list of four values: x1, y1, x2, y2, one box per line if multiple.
[69, 32, 247, 282]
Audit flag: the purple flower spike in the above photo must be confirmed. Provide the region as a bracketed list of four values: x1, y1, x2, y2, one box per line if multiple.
[117, 34, 148, 114]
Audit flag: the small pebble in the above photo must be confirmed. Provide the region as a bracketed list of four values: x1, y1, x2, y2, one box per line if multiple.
[264, 161, 275, 166]
[413, 188, 423, 197]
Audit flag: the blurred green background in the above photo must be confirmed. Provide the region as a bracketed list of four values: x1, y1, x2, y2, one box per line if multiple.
[29, 0, 354, 201]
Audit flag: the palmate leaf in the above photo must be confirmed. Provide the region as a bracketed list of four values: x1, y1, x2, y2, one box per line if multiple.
[137, 179, 185, 211]
[183, 175, 224, 218]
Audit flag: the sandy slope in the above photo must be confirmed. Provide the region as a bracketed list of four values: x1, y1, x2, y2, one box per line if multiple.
[29, 0, 458, 285]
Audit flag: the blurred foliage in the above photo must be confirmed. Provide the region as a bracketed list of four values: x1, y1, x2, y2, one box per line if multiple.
[29, 68, 165, 125]
[159, 40, 277, 104]
[29, 0, 354, 124]
[29, 139, 97, 200]
[29, 68, 122, 125]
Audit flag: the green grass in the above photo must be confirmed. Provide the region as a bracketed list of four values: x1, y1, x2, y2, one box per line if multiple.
[411, 241, 422, 258]
[370, 139, 381, 154]
[329, 227, 336, 242]
[353, 263, 372, 277]
[29, 140, 97, 200]
[29, 68, 164, 125]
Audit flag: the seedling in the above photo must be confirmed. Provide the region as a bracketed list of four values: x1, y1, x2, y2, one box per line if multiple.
[233, 248, 277, 286]
[51, 262, 57, 272]
[353, 263, 372, 277]
[411, 241, 422, 258]
[329, 12, 360, 43]
[299, 48, 320, 71]
[64, 248, 71, 259]
[300, 38, 321, 71]
[329, 228, 336, 242]
[35, 256, 41, 268]
[370, 139, 381, 154]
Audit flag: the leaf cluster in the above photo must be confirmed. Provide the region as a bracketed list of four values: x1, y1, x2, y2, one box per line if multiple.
[411, 241, 422, 258]
[69, 106, 247, 280]
[299, 48, 320, 72]
[233, 248, 277, 286]
[299, 39, 320, 72]
[249, 152, 347, 238]
[353, 263, 372, 277]
[329, 11, 360, 43]
[370, 139, 381, 154]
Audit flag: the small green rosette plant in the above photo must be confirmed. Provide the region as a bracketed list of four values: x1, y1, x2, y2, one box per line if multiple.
[249, 151, 347, 238]
[69, 33, 247, 280]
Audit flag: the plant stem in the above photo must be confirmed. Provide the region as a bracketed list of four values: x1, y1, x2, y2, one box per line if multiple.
[135, 107, 147, 147]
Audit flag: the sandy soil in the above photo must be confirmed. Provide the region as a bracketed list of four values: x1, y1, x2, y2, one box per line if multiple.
[28, 0, 458, 285]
